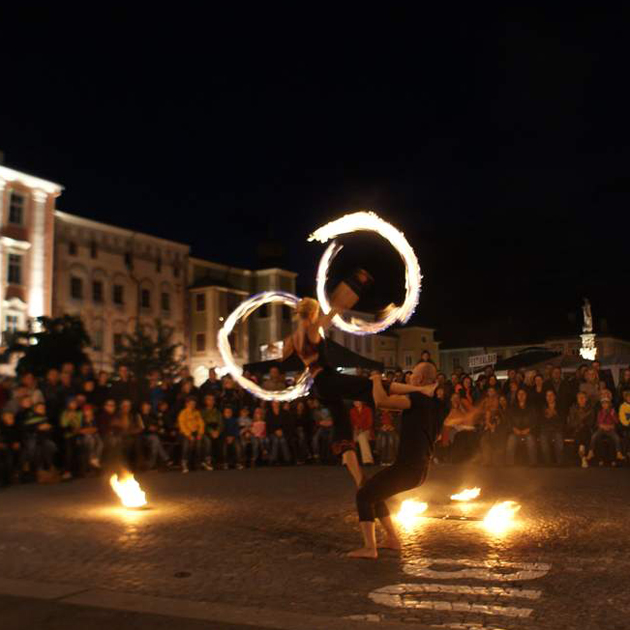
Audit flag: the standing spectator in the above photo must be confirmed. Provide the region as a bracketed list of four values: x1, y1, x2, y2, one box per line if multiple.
[592, 360, 615, 397]
[237, 406, 253, 463]
[480, 388, 505, 466]
[177, 397, 205, 473]
[222, 406, 244, 469]
[22, 401, 58, 480]
[199, 367, 222, 399]
[92, 371, 111, 409]
[459, 376, 475, 410]
[263, 366, 285, 392]
[530, 374, 547, 413]
[312, 403, 334, 462]
[294, 400, 313, 464]
[505, 389, 537, 466]
[41, 369, 63, 425]
[250, 407, 268, 466]
[59, 397, 84, 480]
[173, 380, 197, 417]
[506, 380, 519, 408]
[579, 368, 600, 407]
[567, 392, 596, 468]
[79, 405, 102, 470]
[350, 400, 374, 465]
[201, 394, 223, 469]
[376, 408, 398, 465]
[221, 376, 240, 410]
[544, 367, 571, 420]
[140, 401, 171, 470]
[97, 399, 119, 461]
[110, 366, 136, 406]
[267, 401, 291, 465]
[503, 369, 517, 395]
[587, 398, 624, 464]
[539, 390, 564, 466]
[0, 411, 21, 486]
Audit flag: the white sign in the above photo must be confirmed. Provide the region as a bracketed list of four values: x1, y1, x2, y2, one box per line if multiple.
[468, 353, 497, 368]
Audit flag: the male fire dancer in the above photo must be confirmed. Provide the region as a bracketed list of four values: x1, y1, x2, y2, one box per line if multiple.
[348, 361, 479, 559]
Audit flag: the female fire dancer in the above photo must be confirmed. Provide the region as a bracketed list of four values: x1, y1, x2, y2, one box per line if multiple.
[348, 361, 479, 559]
[283, 270, 432, 488]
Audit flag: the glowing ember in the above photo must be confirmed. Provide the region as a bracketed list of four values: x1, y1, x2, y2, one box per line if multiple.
[309, 211, 421, 335]
[217, 291, 312, 401]
[450, 487, 481, 502]
[483, 501, 521, 534]
[110, 474, 147, 508]
[396, 499, 428, 529]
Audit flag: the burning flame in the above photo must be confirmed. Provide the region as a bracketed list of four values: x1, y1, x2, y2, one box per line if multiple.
[309, 211, 422, 335]
[450, 487, 481, 502]
[110, 474, 147, 508]
[483, 501, 521, 534]
[217, 291, 313, 401]
[396, 499, 427, 529]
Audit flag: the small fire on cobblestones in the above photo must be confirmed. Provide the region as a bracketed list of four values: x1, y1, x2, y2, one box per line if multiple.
[450, 487, 481, 502]
[110, 474, 147, 509]
[483, 500, 521, 534]
[396, 499, 428, 529]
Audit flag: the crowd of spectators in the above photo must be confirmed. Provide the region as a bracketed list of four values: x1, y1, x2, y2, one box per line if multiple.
[1, 357, 629, 487]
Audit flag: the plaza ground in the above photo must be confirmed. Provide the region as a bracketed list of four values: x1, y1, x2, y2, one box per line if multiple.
[1, 464, 629, 630]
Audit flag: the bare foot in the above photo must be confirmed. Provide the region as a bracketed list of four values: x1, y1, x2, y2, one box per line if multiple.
[378, 537, 402, 551]
[347, 547, 378, 559]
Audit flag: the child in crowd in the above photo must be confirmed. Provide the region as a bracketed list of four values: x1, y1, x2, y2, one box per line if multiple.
[177, 396, 205, 474]
[60, 397, 83, 480]
[201, 394, 222, 470]
[238, 407, 253, 464]
[80, 405, 103, 470]
[0, 411, 21, 486]
[250, 407, 267, 466]
[587, 397, 624, 464]
[222, 406, 243, 469]
[618, 390, 630, 456]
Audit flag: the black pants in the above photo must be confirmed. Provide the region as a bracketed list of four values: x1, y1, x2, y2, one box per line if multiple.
[314, 369, 373, 453]
[356, 460, 429, 522]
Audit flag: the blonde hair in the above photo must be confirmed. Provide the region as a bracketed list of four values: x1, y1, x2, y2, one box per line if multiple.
[295, 297, 320, 321]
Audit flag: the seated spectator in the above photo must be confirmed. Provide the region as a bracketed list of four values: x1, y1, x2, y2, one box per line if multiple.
[79, 405, 102, 470]
[238, 406, 253, 463]
[539, 390, 564, 466]
[294, 400, 313, 464]
[618, 389, 630, 456]
[480, 388, 506, 466]
[505, 389, 537, 466]
[587, 397, 624, 464]
[376, 408, 398, 465]
[22, 401, 58, 480]
[59, 397, 84, 480]
[250, 407, 268, 466]
[222, 406, 244, 469]
[267, 400, 291, 465]
[0, 411, 21, 486]
[350, 400, 374, 465]
[178, 396, 205, 473]
[567, 392, 595, 468]
[140, 401, 171, 470]
[201, 394, 223, 470]
[97, 398, 119, 461]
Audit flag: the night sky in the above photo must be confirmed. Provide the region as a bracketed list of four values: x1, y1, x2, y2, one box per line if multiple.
[2, 8, 629, 347]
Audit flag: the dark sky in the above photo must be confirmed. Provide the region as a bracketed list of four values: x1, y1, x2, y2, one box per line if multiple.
[2, 7, 629, 347]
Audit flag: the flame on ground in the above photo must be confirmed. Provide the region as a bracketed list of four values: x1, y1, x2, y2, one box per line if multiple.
[450, 487, 481, 502]
[396, 499, 428, 529]
[483, 501, 521, 535]
[309, 211, 422, 335]
[110, 474, 147, 508]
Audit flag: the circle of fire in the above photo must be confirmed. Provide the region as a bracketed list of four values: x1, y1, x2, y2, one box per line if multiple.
[217, 291, 313, 401]
[309, 210, 422, 335]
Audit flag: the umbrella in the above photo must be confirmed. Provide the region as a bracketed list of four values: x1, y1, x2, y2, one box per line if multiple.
[494, 347, 561, 371]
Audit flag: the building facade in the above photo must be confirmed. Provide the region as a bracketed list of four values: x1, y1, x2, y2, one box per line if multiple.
[0, 165, 62, 342]
[188, 258, 296, 384]
[53, 211, 190, 371]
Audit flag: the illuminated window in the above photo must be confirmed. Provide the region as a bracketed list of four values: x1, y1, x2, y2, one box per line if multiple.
[5, 314, 19, 332]
[8, 192, 25, 225]
[7, 254, 22, 285]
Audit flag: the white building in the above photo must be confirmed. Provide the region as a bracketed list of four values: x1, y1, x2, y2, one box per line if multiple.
[0, 164, 62, 341]
[53, 211, 190, 371]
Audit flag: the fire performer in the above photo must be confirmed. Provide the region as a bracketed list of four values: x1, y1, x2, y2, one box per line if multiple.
[348, 361, 479, 559]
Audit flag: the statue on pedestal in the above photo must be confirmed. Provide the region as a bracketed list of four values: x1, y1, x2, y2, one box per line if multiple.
[582, 298, 593, 334]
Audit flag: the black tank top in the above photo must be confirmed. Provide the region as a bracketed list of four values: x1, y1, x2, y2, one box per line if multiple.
[299, 334, 331, 370]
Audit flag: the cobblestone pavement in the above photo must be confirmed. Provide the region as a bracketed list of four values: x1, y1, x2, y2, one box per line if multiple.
[1, 464, 629, 630]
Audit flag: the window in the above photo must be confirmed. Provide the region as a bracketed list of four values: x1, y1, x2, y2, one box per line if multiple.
[282, 305, 292, 321]
[70, 276, 83, 299]
[141, 289, 151, 309]
[354, 337, 362, 353]
[69, 241, 78, 256]
[90, 241, 98, 259]
[113, 284, 124, 305]
[258, 303, 269, 318]
[161, 292, 170, 312]
[92, 329, 103, 351]
[196, 293, 206, 312]
[92, 280, 103, 303]
[5, 314, 19, 332]
[8, 192, 25, 225]
[113, 333, 124, 353]
[7, 254, 22, 285]
[196, 333, 206, 353]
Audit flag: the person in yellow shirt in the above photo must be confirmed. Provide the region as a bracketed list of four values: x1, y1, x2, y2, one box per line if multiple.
[618, 389, 630, 457]
[177, 397, 204, 473]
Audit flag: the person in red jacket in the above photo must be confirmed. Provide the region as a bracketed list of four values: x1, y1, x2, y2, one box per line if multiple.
[587, 397, 624, 463]
[350, 400, 374, 465]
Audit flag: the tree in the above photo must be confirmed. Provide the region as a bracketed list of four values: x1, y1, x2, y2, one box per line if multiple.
[114, 320, 183, 382]
[9, 315, 91, 377]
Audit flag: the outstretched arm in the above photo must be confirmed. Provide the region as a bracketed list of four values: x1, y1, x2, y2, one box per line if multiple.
[282, 334, 295, 361]
[371, 374, 411, 410]
[389, 382, 438, 397]
[444, 405, 481, 428]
